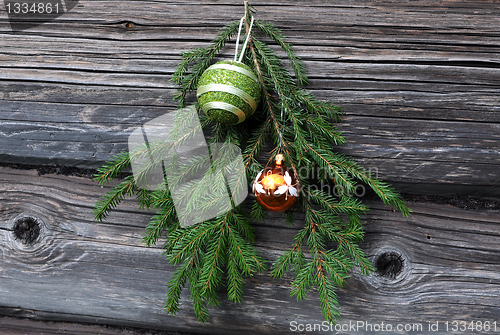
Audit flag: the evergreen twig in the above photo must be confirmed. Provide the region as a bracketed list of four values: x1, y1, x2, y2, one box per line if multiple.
[93, 1, 410, 324]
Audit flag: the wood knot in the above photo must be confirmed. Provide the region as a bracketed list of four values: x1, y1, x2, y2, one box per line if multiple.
[375, 251, 405, 279]
[13, 216, 41, 245]
[125, 22, 133, 28]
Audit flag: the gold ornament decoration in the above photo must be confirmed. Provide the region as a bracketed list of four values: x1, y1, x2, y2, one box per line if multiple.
[253, 154, 299, 212]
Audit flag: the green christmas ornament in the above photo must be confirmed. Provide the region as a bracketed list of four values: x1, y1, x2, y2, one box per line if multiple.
[197, 60, 261, 124]
[197, 17, 261, 125]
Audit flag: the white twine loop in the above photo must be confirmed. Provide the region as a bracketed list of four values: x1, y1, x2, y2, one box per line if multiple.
[279, 101, 286, 150]
[234, 15, 255, 63]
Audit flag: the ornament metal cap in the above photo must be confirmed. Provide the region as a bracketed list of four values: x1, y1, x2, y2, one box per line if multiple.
[275, 154, 285, 165]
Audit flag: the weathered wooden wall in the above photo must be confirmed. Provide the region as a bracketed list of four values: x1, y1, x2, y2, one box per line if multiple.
[1, 0, 500, 334]
[1, 0, 499, 196]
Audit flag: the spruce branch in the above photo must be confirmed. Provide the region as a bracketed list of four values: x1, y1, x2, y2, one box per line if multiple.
[254, 20, 309, 86]
[93, 1, 410, 325]
[247, 35, 301, 176]
[143, 200, 176, 247]
[93, 175, 136, 222]
[94, 151, 130, 186]
[171, 21, 241, 108]
[240, 2, 409, 323]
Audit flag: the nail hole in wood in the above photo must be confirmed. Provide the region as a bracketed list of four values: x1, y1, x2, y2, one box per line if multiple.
[125, 22, 133, 28]
[427, 234, 431, 240]
[13, 216, 41, 245]
[375, 251, 404, 279]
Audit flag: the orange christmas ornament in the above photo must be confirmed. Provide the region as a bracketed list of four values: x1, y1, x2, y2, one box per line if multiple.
[253, 154, 299, 212]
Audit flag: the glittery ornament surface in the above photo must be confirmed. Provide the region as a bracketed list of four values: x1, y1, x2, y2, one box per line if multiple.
[197, 60, 261, 125]
[253, 156, 299, 212]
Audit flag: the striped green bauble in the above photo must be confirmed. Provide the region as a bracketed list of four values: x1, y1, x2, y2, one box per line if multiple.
[197, 60, 261, 125]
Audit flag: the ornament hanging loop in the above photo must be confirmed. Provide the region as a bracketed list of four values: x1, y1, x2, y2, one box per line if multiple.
[278, 100, 287, 153]
[234, 15, 255, 63]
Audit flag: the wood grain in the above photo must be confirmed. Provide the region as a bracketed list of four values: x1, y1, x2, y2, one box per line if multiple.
[0, 166, 499, 334]
[0, 0, 499, 196]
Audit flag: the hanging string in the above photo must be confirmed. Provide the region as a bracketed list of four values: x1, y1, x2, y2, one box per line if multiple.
[234, 15, 255, 62]
[278, 100, 286, 153]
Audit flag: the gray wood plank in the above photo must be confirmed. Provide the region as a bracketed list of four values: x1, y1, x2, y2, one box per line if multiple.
[0, 167, 499, 335]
